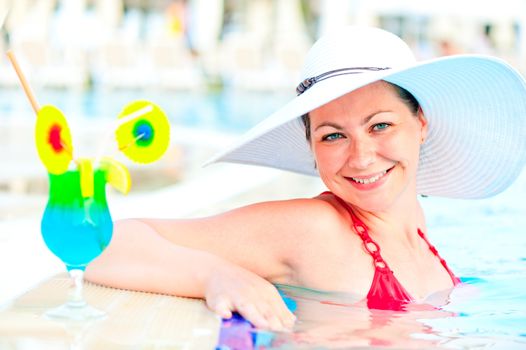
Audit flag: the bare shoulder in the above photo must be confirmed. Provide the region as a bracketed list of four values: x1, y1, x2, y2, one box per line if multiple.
[254, 194, 354, 285]
[199, 192, 340, 227]
[255, 195, 348, 238]
[237, 194, 351, 258]
[143, 194, 349, 245]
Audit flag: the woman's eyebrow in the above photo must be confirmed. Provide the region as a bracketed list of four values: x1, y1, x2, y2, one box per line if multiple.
[313, 110, 392, 131]
[362, 110, 391, 124]
[314, 121, 343, 131]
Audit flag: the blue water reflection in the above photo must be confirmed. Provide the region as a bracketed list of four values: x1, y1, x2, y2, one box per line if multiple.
[0, 88, 293, 134]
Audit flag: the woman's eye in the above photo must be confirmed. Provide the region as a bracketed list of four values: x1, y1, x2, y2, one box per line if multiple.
[322, 133, 343, 141]
[372, 123, 390, 131]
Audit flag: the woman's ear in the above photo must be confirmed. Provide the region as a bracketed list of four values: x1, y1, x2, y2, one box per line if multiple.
[417, 107, 428, 144]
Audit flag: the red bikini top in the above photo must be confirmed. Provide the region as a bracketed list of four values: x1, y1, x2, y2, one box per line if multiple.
[327, 192, 461, 311]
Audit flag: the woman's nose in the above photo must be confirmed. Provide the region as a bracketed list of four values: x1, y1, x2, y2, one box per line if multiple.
[346, 137, 375, 169]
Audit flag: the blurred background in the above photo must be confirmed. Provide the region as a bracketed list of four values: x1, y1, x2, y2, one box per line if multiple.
[0, 0, 524, 208]
[0, 0, 525, 301]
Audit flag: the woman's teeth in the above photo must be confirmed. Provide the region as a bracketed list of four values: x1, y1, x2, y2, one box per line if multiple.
[350, 170, 388, 184]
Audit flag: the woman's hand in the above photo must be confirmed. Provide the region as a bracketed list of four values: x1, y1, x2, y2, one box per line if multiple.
[204, 260, 296, 332]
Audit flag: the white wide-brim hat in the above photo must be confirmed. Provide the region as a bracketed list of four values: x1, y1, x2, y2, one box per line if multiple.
[208, 26, 526, 199]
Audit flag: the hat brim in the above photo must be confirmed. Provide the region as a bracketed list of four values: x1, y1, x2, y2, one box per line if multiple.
[208, 55, 526, 199]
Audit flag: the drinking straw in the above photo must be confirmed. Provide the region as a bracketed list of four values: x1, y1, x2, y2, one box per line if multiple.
[118, 104, 154, 126]
[6, 50, 40, 114]
[7, 50, 75, 159]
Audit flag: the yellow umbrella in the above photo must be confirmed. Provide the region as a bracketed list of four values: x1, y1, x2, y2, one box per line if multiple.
[115, 100, 170, 164]
[35, 105, 74, 174]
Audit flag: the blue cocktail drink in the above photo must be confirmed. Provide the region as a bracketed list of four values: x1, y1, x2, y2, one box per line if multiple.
[42, 169, 112, 271]
[41, 168, 113, 320]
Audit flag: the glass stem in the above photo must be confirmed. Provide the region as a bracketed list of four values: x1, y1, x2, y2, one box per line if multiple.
[68, 269, 86, 308]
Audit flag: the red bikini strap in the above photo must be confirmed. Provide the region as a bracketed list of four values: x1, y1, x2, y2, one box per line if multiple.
[326, 192, 390, 271]
[321, 191, 460, 285]
[417, 229, 461, 285]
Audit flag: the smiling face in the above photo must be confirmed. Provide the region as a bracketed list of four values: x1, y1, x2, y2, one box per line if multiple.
[309, 81, 428, 212]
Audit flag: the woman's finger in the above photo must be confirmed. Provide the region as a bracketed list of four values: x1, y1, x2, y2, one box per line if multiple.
[267, 313, 285, 331]
[256, 298, 294, 332]
[235, 301, 270, 329]
[265, 287, 297, 329]
[282, 311, 297, 329]
[207, 296, 233, 319]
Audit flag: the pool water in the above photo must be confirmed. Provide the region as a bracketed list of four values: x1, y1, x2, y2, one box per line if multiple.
[2, 87, 524, 348]
[218, 171, 526, 349]
[0, 88, 292, 134]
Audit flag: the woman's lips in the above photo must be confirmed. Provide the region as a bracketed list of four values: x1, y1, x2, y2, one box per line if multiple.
[345, 166, 394, 190]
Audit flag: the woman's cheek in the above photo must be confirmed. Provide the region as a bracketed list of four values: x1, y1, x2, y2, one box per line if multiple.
[379, 134, 414, 157]
[315, 146, 346, 173]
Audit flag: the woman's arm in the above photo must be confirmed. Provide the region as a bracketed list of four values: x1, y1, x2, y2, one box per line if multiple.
[85, 218, 295, 330]
[85, 198, 332, 329]
[136, 199, 322, 282]
[85, 219, 218, 297]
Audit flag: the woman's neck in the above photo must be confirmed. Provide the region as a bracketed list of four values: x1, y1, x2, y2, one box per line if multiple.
[351, 196, 426, 249]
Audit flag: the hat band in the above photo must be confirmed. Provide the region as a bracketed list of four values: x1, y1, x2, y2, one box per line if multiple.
[296, 67, 391, 95]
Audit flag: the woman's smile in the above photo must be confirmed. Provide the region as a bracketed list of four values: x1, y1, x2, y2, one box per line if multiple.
[345, 165, 395, 190]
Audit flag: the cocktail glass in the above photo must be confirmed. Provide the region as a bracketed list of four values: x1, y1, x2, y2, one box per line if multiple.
[41, 168, 112, 321]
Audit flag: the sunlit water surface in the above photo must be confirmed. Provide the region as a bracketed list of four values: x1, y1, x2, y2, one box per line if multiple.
[1, 88, 524, 349]
[218, 172, 526, 350]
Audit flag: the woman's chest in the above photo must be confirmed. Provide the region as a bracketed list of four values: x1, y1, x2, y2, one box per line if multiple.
[289, 230, 455, 300]
[290, 232, 376, 297]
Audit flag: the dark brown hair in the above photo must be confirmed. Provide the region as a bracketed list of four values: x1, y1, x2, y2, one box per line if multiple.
[301, 82, 420, 141]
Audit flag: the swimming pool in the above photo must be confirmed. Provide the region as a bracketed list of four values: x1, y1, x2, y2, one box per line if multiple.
[217, 171, 526, 349]
[1, 88, 524, 349]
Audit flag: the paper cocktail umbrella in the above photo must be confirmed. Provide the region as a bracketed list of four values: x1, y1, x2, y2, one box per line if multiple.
[35, 105, 74, 174]
[115, 100, 170, 164]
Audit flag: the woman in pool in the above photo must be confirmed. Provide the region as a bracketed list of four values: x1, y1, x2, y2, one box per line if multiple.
[86, 26, 526, 331]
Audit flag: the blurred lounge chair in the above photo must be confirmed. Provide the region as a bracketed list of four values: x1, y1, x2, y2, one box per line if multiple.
[147, 37, 205, 91]
[219, 33, 307, 92]
[92, 37, 153, 90]
[219, 31, 294, 92]
[218, 0, 309, 92]
[0, 0, 90, 90]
